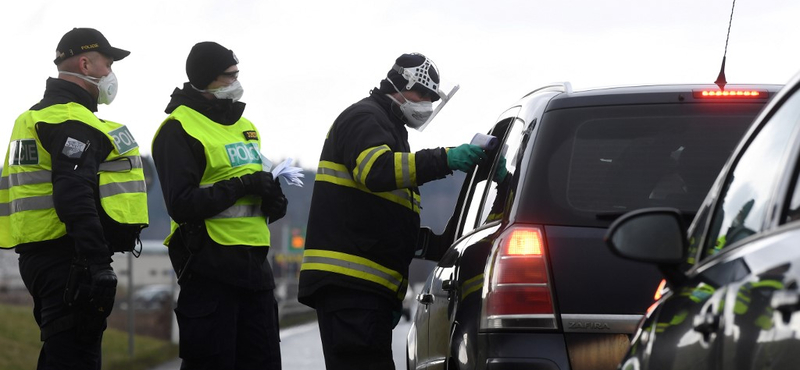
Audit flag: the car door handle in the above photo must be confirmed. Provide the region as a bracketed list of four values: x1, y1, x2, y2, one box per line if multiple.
[771, 289, 800, 323]
[417, 293, 434, 305]
[441, 280, 457, 292]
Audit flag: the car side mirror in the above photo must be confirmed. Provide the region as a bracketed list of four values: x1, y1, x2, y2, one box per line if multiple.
[604, 207, 688, 263]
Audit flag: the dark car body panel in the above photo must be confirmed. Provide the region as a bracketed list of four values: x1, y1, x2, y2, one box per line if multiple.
[545, 226, 661, 316]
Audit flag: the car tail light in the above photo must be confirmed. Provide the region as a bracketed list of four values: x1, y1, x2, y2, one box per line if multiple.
[481, 225, 557, 330]
[693, 89, 768, 99]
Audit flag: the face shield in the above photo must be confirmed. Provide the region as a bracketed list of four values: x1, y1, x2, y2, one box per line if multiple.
[391, 55, 459, 132]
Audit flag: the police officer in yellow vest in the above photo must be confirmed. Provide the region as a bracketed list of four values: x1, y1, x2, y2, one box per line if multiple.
[0, 28, 148, 369]
[152, 41, 286, 369]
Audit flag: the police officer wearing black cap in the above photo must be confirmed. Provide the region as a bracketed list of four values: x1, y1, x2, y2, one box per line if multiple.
[0, 28, 149, 369]
[298, 53, 486, 370]
[152, 41, 285, 369]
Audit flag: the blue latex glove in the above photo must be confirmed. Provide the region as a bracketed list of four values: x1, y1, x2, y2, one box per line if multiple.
[493, 155, 508, 183]
[447, 144, 487, 172]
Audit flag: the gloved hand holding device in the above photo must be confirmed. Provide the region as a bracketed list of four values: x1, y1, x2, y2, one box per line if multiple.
[447, 144, 487, 172]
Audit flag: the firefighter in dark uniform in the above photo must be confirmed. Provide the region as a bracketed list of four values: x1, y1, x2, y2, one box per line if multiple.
[0, 28, 148, 369]
[152, 41, 286, 370]
[298, 53, 486, 370]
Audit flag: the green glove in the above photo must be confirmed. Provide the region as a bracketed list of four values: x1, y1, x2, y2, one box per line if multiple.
[493, 155, 508, 182]
[447, 144, 486, 172]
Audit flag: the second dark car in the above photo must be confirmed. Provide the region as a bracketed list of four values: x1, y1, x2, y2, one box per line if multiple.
[607, 71, 800, 370]
[408, 82, 781, 370]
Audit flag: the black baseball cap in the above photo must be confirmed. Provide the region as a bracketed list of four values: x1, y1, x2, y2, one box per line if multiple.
[54, 28, 130, 65]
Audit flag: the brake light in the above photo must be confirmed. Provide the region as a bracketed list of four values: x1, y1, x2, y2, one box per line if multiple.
[482, 226, 557, 330]
[693, 89, 767, 98]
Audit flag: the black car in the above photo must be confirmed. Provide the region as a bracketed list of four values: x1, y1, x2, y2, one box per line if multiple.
[408, 82, 781, 370]
[606, 72, 800, 370]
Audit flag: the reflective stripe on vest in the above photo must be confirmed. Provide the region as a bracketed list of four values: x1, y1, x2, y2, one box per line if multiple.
[316, 160, 421, 213]
[198, 184, 264, 219]
[0, 157, 145, 211]
[98, 156, 143, 172]
[0, 195, 53, 217]
[0, 175, 144, 217]
[301, 249, 408, 299]
[158, 105, 270, 247]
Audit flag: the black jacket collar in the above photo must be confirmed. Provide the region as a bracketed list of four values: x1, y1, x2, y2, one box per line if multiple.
[34, 78, 98, 112]
[369, 88, 408, 129]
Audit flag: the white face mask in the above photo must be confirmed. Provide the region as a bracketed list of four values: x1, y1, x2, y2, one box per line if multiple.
[388, 96, 433, 129]
[386, 79, 435, 129]
[207, 80, 244, 102]
[59, 71, 119, 105]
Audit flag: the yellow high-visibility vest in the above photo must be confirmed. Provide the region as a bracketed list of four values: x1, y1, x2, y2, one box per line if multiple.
[156, 105, 270, 247]
[0, 102, 149, 248]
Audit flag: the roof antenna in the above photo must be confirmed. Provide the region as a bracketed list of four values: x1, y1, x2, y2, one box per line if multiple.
[715, 0, 737, 90]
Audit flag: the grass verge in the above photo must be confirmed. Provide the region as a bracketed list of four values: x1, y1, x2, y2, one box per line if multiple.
[0, 304, 178, 370]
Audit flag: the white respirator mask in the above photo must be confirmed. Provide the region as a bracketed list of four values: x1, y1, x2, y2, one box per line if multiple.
[59, 70, 119, 105]
[386, 87, 434, 129]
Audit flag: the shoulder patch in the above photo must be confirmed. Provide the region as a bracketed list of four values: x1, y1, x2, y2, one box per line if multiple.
[62, 137, 87, 159]
[243, 130, 258, 141]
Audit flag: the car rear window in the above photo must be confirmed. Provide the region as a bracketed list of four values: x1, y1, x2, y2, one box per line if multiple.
[522, 103, 766, 227]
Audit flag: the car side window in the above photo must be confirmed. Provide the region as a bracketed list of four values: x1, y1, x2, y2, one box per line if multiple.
[460, 108, 520, 234]
[478, 117, 526, 225]
[703, 90, 800, 258]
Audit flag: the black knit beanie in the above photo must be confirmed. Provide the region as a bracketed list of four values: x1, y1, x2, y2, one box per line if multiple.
[186, 42, 238, 90]
[378, 53, 440, 102]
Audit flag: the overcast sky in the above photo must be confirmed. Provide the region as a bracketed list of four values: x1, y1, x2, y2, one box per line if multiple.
[3, 0, 800, 169]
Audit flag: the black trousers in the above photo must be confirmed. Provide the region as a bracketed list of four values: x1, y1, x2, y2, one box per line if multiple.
[18, 244, 103, 370]
[176, 276, 281, 370]
[315, 286, 395, 370]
